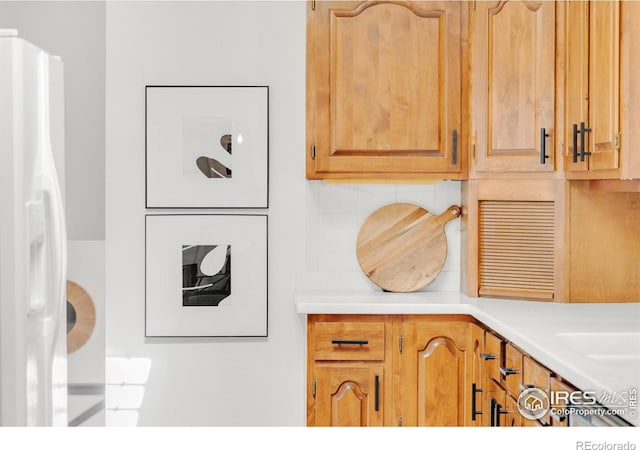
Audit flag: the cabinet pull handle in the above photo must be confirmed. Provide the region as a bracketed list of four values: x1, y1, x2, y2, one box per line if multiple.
[490, 398, 497, 427]
[496, 403, 509, 427]
[572, 123, 580, 163]
[374, 375, 380, 412]
[452, 129, 458, 165]
[480, 353, 496, 361]
[519, 383, 534, 392]
[499, 366, 519, 377]
[471, 383, 483, 421]
[331, 339, 368, 345]
[540, 128, 550, 164]
[580, 121, 592, 161]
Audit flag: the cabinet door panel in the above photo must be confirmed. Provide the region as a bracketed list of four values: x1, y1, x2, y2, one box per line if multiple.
[315, 364, 383, 426]
[588, 1, 620, 171]
[309, 1, 461, 175]
[563, 0, 589, 171]
[398, 320, 469, 426]
[472, 0, 555, 172]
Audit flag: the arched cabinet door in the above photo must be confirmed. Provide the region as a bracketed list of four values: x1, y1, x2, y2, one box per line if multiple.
[307, 1, 464, 179]
[314, 364, 384, 426]
[397, 317, 469, 426]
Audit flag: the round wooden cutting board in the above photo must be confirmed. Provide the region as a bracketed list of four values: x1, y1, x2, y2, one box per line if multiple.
[356, 203, 461, 293]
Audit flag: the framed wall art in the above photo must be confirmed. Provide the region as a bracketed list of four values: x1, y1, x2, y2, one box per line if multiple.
[145, 214, 268, 337]
[145, 85, 269, 208]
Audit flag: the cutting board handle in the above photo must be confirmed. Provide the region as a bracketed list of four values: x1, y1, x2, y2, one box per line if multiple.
[437, 205, 462, 226]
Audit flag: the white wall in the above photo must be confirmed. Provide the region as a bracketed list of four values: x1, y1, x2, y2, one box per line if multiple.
[0, 1, 106, 240]
[105, 1, 462, 426]
[105, 1, 307, 426]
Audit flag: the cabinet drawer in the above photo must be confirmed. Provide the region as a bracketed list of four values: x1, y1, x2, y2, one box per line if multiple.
[483, 332, 503, 383]
[549, 378, 575, 427]
[523, 356, 552, 425]
[312, 322, 385, 361]
[503, 343, 524, 397]
[523, 356, 551, 392]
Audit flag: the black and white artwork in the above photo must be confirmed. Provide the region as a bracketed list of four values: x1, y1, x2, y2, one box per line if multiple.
[145, 86, 268, 208]
[182, 244, 231, 306]
[145, 214, 267, 337]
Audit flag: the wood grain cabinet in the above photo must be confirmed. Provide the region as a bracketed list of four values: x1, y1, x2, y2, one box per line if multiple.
[307, 317, 593, 427]
[307, 314, 471, 427]
[307, 316, 391, 426]
[306, 1, 467, 180]
[563, 0, 621, 177]
[470, 0, 556, 175]
[396, 316, 470, 426]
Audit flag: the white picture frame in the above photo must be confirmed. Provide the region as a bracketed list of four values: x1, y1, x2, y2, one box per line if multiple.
[145, 214, 268, 337]
[145, 86, 269, 208]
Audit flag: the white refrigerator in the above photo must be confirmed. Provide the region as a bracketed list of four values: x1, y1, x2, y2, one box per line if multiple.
[0, 29, 68, 426]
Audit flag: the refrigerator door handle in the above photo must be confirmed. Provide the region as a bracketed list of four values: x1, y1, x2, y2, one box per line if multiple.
[25, 51, 68, 426]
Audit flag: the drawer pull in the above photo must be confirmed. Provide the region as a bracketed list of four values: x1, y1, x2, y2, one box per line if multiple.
[499, 366, 519, 377]
[519, 383, 534, 392]
[331, 339, 368, 345]
[480, 353, 496, 361]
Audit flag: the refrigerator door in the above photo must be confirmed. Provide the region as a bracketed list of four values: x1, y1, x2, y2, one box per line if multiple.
[0, 31, 67, 426]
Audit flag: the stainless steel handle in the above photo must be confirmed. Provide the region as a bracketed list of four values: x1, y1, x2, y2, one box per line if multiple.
[499, 366, 519, 377]
[480, 353, 496, 361]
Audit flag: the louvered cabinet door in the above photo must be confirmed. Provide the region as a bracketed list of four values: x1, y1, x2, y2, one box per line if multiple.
[478, 201, 555, 300]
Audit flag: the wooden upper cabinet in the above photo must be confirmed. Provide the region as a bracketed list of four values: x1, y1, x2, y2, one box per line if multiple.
[564, 0, 621, 176]
[306, 1, 465, 179]
[471, 1, 556, 174]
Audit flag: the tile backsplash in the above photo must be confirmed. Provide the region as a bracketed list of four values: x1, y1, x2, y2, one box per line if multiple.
[299, 181, 462, 292]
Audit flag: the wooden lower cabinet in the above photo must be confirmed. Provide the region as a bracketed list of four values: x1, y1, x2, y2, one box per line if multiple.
[314, 364, 384, 426]
[307, 314, 471, 427]
[397, 316, 470, 426]
[307, 315, 580, 427]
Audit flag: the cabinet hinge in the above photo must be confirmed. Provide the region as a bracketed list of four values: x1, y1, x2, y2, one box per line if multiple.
[398, 416, 403, 427]
[312, 379, 316, 397]
[615, 132, 621, 150]
[472, 143, 476, 159]
[399, 333, 403, 354]
[311, 145, 316, 160]
[311, 0, 316, 11]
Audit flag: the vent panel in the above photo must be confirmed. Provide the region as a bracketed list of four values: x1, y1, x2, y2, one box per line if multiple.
[479, 201, 555, 300]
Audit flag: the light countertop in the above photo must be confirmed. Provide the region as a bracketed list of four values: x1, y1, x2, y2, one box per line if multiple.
[295, 291, 640, 426]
